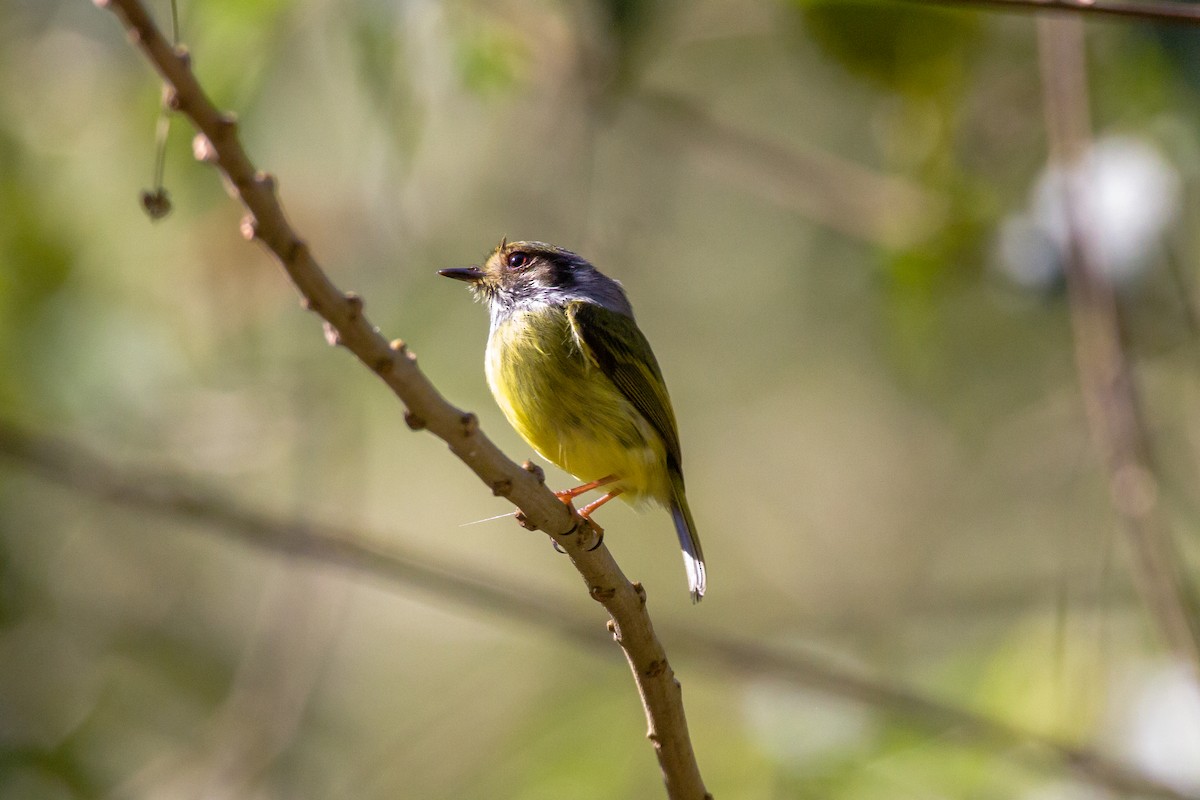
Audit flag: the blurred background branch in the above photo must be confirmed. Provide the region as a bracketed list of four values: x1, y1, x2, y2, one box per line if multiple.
[899, 0, 1200, 24]
[633, 89, 947, 250]
[0, 419, 1192, 799]
[1037, 14, 1200, 675]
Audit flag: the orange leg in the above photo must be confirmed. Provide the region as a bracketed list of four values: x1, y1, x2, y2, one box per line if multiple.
[556, 474, 619, 502]
[579, 488, 624, 519]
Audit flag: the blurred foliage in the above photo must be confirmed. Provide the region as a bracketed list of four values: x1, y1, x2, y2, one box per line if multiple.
[453, 16, 530, 98]
[1, 0, 1200, 798]
[0, 130, 75, 414]
[789, 0, 980, 98]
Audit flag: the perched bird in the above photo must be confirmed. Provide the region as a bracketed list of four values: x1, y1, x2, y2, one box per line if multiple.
[439, 240, 706, 602]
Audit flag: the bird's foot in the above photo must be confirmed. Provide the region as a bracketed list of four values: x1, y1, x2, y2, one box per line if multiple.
[550, 513, 605, 553]
[582, 518, 605, 551]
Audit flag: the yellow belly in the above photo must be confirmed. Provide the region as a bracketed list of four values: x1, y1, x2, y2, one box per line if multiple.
[485, 307, 670, 505]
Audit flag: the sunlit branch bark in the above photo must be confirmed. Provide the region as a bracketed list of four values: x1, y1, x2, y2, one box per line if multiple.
[95, 1, 708, 797]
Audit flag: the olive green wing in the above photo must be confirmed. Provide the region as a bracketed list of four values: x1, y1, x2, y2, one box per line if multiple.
[567, 301, 683, 468]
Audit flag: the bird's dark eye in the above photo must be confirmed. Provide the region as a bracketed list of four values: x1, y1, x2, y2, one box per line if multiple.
[506, 251, 530, 270]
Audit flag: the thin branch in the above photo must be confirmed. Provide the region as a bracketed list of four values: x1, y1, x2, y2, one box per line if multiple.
[95, 1, 707, 797]
[0, 421, 582, 641]
[895, 0, 1200, 24]
[0, 422, 1193, 800]
[1037, 17, 1200, 673]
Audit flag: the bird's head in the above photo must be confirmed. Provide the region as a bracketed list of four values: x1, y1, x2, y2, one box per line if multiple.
[439, 239, 633, 322]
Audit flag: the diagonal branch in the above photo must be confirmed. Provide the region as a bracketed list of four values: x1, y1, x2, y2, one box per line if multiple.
[633, 90, 947, 250]
[95, 1, 708, 797]
[1038, 17, 1200, 674]
[0, 421, 1194, 800]
[894, 0, 1200, 24]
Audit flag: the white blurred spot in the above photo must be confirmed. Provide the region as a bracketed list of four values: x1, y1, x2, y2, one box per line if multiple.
[995, 135, 1181, 289]
[1112, 661, 1200, 793]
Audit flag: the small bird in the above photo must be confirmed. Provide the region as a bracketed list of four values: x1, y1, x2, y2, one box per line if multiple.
[439, 240, 706, 602]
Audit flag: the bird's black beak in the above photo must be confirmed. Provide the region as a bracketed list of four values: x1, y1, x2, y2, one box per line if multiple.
[438, 266, 485, 283]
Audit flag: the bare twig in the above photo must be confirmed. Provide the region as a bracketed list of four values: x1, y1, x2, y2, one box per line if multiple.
[94, 1, 708, 797]
[896, 0, 1200, 24]
[1037, 17, 1200, 674]
[0, 421, 1193, 800]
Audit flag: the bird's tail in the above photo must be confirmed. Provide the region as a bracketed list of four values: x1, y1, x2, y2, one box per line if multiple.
[669, 469, 706, 603]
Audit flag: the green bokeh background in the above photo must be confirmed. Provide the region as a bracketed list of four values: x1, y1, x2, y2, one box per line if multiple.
[2, 0, 1200, 797]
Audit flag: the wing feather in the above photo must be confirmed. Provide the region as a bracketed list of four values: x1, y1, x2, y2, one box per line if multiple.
[567, 301, 683, 468]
